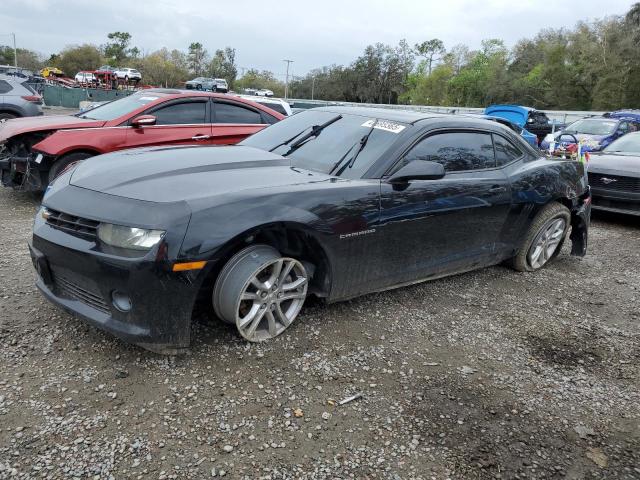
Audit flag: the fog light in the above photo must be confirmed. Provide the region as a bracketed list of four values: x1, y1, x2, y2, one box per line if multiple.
[112, 290, 132, 312]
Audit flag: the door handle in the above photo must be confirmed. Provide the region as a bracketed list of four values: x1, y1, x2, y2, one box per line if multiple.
[488, 186, 507, 193]
[192, 134, 211, 140]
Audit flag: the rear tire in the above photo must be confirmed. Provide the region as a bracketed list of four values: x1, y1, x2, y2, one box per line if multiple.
[509, 202, 570, 272]
[196, 84, 202, 91]
[48, 152, 93, 184]
[0, 112, 17, 120]
[213, 245, 309, 342]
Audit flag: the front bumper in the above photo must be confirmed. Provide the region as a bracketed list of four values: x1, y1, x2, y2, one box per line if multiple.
[591, 187, 640, 216]
[30, 186, 202, 354]
[30, 230, 204, 354]
[0, 152, 47, 191]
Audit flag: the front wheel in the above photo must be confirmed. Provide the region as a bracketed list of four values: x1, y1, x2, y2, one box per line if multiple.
[213, 245, 308, 342]
[48, 152, 93, 184]
[509, 203, 570, 272]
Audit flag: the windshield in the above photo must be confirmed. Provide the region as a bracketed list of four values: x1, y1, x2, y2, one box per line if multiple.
[240, 110, 407, 179]
[564, 118, 617, 136]
[603, 132, 640, 153]
[77, 93, 162, 121]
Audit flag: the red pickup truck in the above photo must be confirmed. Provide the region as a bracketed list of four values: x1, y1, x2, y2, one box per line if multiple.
[0, 89, 284, 192]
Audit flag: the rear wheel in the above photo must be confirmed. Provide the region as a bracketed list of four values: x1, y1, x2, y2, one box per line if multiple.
[0, 112, 17, 120]
[196, 84, 202, 90]
[213, 245, 308, 342]
[48, 152, 93, 184]
[509, 202, 570, 272]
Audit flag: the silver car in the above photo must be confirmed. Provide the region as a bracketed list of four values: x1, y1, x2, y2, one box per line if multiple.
[0, 74, 43, 120]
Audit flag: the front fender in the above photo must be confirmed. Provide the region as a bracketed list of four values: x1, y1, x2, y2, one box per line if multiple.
[32, 129, 110, 156]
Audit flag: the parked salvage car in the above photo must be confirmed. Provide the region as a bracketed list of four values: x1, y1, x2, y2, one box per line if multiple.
[114, 68, 142, 82]
[587, 131, 640, 216]
[185, 77, 216, 91]
[0, 74, 43, 120]
[466, 114, 538, 147]
[213, 79, 229, 93]
[29, 107, 591, 353]
[485, 104, 558, 139]
[0, 89, 284, 191]
[74, 71, 97, 84]
[234, 94, 292, 116]
[540, 116, 640, 153]
[255, 89, 274, 97]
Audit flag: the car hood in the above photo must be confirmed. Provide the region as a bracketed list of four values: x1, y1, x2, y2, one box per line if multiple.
[69, 145, 332, 202]
[588, 152, 640, 178]
[555, 132, 607, 143]
[484, 105, 529, 128]
[0, 115, 105, 141]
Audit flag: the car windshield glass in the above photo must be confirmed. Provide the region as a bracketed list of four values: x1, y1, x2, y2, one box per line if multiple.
[240, 110, 405, 179]
[76, 93, 162, 121]
[564, 119, 617, 135]
[603, 133, 640, 153]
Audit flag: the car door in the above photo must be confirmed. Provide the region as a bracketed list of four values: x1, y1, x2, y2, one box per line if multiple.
[125, 98, 212, 148]
[211, 100, 271, 144]
[377, 130, 512, 287]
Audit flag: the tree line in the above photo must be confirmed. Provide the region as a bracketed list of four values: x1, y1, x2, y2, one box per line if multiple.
[2, 2, 639, 110]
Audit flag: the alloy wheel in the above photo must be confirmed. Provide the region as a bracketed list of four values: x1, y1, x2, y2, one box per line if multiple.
[527, 217, 566, 269]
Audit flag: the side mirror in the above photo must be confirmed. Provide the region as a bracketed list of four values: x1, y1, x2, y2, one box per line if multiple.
[131, 115, 156, 127]
[388, 160, 445, 183]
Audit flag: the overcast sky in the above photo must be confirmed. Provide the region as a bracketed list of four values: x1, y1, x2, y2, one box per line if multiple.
[1, 0, 635, 78]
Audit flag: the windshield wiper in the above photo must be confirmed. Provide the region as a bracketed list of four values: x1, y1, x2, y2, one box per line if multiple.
[280, 115, 342, 157]
[331, 119, 379, 177]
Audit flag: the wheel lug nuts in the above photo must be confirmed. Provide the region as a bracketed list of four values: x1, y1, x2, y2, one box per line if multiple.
[260, 303, 266, 309]
[270, 304, 276, 310]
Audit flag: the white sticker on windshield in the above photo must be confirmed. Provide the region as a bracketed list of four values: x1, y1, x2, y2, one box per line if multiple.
[138, 96, 159, 101]
[361, 119, 406, 134]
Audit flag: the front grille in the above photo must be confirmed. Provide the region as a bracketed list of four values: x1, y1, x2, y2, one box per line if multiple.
[592, 196, 640, 213]
[588, 173, 640, 193]
[45, 208, 99, 240]
[52, 269, 110, 314]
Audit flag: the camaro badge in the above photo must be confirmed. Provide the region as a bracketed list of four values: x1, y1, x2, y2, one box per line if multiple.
[339, 229, 376, 239]
[600, 177, 617, 184]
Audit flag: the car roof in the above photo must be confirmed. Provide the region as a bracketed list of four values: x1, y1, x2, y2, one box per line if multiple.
[312, 106, 446, 124]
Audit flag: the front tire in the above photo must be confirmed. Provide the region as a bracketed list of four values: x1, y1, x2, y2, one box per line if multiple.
[48, 152, 93, 184]
[213, 245, 308, 342]
[509, 202, 570, 272]
[196, 84, 202, 91]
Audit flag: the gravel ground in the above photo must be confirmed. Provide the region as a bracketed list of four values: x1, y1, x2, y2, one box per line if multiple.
[0, 186, 638, 480]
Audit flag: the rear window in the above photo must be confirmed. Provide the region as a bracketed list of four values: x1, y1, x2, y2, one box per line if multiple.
[258, 101, 286, 115]
[21, 81, 37, 94]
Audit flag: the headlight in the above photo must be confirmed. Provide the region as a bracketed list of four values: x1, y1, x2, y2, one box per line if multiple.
[97, 223, 165, 251]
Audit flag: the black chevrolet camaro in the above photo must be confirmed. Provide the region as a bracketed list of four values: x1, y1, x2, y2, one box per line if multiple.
[30, 107, 591, 353]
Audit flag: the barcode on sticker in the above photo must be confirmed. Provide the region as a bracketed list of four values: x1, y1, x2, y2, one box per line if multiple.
[361, 119, 406, 133]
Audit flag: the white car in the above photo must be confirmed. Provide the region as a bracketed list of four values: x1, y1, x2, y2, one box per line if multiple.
[74, 72, 96, 84]
[114, 68, 142, 82]
[255, 89, 274, 97]
[233, 94, 292, 116]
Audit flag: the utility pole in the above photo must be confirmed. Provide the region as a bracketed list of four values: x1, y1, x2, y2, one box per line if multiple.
[311, 76, 316, 100]
[12, 33, 17, 72]
[283, 59, 293, 100]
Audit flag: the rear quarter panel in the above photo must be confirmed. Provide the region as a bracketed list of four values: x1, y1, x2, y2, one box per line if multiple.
[501, 156, 587, 251]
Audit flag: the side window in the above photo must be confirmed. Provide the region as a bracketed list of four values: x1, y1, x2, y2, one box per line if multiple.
[403, 132, 495, 172]
[151, 101, 206, 125]
[214, 102, 263, 124]
[0, 80, 13, 94]
[618, 122, 630, 134]
[493, 134, 523, 166]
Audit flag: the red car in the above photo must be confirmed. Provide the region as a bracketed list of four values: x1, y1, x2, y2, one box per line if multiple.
[0, 89, 285, 192]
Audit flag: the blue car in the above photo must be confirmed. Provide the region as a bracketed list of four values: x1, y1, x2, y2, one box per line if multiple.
[484, 105, 559, 140]
[540, 116, 640, 153]
[469, 114, 538, 147]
